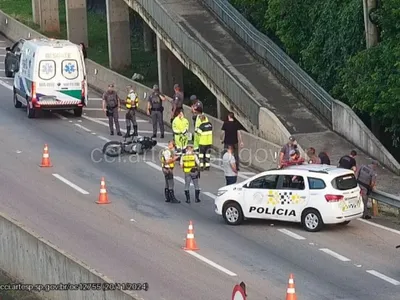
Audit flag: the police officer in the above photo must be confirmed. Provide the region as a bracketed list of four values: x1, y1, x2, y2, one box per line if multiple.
[161, 140, 180, 203]
[147, 84, 166, 138]
[124, 85, 139, 137]
[356, 160, 378, 219]
[180, 143, 201, 203]
[172, 110, 189, 156]
[170, 83, 184, 124]
[190, 95, 203, 127]
[102, 84, 122, 136]
[195, 114, 213, 170]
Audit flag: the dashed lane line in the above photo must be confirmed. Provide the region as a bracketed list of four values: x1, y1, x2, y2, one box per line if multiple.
[52, 173, 89, 195]
[74, 123, 92, 132]
[319, 248, 351, 262]
[98, 136, 111, 142]
[366, 270, 400, 286]
[277, 229, 306, 240]
[184, 250, 237, 277]
[54, 113, 68, 120]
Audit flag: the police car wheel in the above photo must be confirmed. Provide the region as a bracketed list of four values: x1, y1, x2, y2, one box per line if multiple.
[223, 202, 243, 225]
[301, 209, 323, 232]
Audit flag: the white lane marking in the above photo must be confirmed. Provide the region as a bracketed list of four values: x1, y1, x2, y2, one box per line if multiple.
[54, 113, 68, 120]
[145, 161, 194, 187]
[185, 250, 237, 276]
[91, 132, 96, 135]
[0, 54, 5, 56]
[0, 76, 12, 79]
[358, 218, 400, 236]
[146, 161, 162, 171]
[98, 136, 111, 142]
[90, 118, 147, 123]
[130, 218, 137, 222]
[366, 270, 400, 285]
[240, 172, 256, 176]
[74, 123, 91, 132]
[319, 248, 351, 262]
[0, 69, 5, 71]
[52, 174, 89, 195]
[83, 107, 127, 112]
[0, 79, 12, 90]
[278, 229, 306, 240]
[203, 192, 216, 199]
[89, 97, 103, 101]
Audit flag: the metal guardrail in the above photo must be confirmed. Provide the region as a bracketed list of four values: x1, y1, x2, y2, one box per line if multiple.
[132, 0, 261, 127]
[370, 190, 400, 209]
[200, 0, 334, 124]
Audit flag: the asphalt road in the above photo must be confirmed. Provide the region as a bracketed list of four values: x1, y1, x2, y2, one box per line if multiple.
[0, 45, 399, 300]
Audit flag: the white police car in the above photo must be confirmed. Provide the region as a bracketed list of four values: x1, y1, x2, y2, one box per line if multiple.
[214, 164, 363, 232]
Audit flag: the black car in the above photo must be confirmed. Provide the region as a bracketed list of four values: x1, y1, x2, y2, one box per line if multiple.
[4, 38, 26, 77]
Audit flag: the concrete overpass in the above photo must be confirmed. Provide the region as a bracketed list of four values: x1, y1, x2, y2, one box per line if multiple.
[31, 0, 400, 174]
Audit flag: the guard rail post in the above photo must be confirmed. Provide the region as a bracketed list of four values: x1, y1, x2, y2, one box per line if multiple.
[371, 198, 379, 217]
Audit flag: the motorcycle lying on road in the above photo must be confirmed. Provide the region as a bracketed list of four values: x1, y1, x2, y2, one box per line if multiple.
[102, 135, 157, 157]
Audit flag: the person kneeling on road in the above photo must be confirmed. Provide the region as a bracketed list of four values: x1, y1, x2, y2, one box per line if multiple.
[161, 140, 180, 203]
[180, 143, 201, 204]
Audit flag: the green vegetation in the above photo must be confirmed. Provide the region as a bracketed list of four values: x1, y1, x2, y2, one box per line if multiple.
[230, 0, 400, 153]
[0, 271, 41, 300]
[0, 0, 217, 116]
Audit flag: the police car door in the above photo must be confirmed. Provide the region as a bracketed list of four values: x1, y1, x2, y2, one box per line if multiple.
[274, 174, 308, 222]
[243, 174, 280, 220]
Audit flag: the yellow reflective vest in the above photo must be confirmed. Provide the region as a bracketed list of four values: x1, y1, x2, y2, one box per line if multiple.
[195, 116, 213, 146]
[161, 149, 174, 168]
[126, 91, 139, 109]
[182, 154, 196, 173]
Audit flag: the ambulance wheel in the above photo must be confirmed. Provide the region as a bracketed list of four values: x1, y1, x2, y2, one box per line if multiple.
[74, 107, 83, 117]
[301, 208, 323, 232]
[223, 201, 243, 225]
[26, 99, 36, 118]
[13, 91, 21, 108]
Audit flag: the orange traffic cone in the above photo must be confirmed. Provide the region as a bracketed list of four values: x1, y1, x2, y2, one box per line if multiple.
[286, 274, 297, 300]
[96, 177, 110, 204]
[40, 144, 52, 167]
[182, 220, 199, 250]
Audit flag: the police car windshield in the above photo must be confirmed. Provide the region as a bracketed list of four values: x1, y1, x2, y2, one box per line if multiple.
[331, 174, 358, 190]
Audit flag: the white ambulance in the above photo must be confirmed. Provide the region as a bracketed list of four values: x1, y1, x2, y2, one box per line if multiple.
[215, 164, 364, 232]
[9, 38, 87, 118]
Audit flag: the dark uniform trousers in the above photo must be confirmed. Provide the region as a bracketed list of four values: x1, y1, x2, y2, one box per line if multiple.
[125, 108, 137, 127]
[199, 145, 211, 169]
[107, 106, 121, 133]
[151, 108, 164, 136]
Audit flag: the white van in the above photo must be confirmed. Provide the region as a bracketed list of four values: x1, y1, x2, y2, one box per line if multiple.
[9, 38, 87, 118]
[214, 164, 363, 232]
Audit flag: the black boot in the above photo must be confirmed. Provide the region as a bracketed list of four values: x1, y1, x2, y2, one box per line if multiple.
[169, 190, 180, 203]
[164, 188, 170, 202]
[125, 126, 131, 138]
[195, 189, 201, 203]
[185, 190, 191, 204]
[160, 133, 164, 138]
[133, 125, 138, 136]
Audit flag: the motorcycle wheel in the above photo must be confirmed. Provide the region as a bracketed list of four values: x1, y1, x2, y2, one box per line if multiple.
[103, 141, 123, 157]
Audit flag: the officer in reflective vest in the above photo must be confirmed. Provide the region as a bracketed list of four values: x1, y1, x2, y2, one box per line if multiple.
[356, 160, 377, 219]
[124, 86, 139, 137]
[161, 140, 180, 203]
[172, 110, 189, 156]
[195, 114, 213, 170]
[180, 143, 201, 203]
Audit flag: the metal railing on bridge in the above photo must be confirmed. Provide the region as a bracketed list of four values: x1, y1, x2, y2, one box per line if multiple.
[200, 0, 334, 124]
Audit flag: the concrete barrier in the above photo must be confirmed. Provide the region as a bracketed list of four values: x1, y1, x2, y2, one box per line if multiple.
[0, 211, 140, 300]
[332, 100, 400, 175]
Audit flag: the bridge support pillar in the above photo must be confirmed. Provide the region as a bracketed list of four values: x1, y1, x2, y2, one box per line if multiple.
[157, 37, 183, 96]
[65, 0, 88, 46]
[143, 23, 154, 52]
[106, 0, 132, 71]
[38, 0, 60, 32]
[217, 100, 229, 121]
[32, 0, 41, 24]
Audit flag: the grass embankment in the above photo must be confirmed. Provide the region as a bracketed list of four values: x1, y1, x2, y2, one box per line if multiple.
[0, 0, 217, 116]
